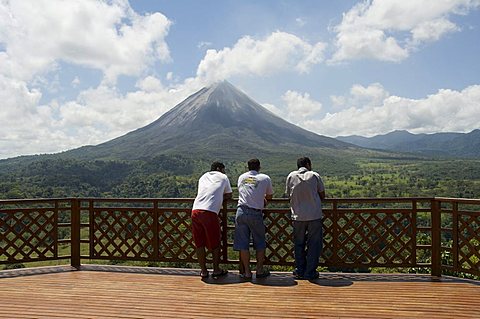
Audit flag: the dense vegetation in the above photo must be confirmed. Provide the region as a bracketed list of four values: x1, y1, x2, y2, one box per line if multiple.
[1, 155, 479, 199]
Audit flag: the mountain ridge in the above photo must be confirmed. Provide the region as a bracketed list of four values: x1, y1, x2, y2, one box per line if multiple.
[337, 129, 480, 158]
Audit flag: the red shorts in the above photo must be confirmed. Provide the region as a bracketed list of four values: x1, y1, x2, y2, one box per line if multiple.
[191, 209, 221, 250]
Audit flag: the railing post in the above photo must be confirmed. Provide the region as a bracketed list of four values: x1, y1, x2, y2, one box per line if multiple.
[153, 200, 159, 261]
[71, 198, 81, 269]
[332, 200, 338, 267]
[221, 201, 229, 263]
[431, 199, 441, 277]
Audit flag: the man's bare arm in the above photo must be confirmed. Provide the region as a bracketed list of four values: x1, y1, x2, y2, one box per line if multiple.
[223, 192, 233, 201]
[318, 190, 326, 200]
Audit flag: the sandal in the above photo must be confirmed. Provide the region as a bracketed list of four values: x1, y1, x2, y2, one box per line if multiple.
[212, 269, 228, 278]
[239, 273, 252, 280]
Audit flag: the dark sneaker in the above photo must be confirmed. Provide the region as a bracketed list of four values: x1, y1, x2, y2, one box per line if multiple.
[293, 270, 305, 280]
[256, 269, 271, 278]
[306, 272, 320, 280]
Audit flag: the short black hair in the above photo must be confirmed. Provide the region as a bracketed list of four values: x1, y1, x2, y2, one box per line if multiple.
[297, 157, 311, 169]
[211, 161, 225, 171]
[247, 158, 260, 171]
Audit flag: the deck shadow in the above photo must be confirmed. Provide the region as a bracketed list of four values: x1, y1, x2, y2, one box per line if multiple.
[0, 265, 78, 279]
[202, 272, 298, 286]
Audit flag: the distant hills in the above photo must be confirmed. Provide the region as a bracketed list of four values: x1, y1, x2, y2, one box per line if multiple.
[337, 129, 480, 158]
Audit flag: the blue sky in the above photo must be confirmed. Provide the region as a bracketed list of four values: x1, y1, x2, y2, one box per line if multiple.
[1, 0, 479, 159]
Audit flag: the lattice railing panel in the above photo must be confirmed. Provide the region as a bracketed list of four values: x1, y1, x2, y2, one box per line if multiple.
[158, 210, 196, 262]
[321, 214, 335, 264]
[457, 213, 480, 275]
[92, 209, 154, 259]
[264, 211, 294, 264]
[0, 210, 56, 263]
[233, 209, 334, 266]
[334, 211, 414, 266]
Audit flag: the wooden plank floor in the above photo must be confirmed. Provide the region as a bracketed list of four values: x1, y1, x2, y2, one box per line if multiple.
[0, 265, 479, 319]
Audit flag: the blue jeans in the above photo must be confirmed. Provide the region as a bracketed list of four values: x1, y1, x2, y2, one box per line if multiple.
[293, 219, 323, 279]
[233, 205, 266, 251]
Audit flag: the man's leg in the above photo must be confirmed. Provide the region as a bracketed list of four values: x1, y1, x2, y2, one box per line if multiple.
[234, 206, 250, 276]
[249, 209, 268, 277]
[239, 253, 245, 275]
[196, 247, 208, 276]
[192, 210, 209, 277]
[292, 221, 307, 278]
[255, 249, 266, 274]
[212, 245, 221, 273]
[240, 250, 252, 277]
[304, 219, 323, 279]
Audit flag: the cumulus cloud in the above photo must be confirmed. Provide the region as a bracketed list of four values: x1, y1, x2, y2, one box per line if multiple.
[331, 83, 390, 109]
[296, 84, 480, 137]
[0, 75, 203, 159]
[0, 0, 177, 159]
[196, 31, 327, 83]
[281, 90, 323, 125]
[330, 0, 480, 62]
[0, 0, 171, 82]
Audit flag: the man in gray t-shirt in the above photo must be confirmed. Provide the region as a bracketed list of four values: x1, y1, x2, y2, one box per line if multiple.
[285, 157, 325, 280]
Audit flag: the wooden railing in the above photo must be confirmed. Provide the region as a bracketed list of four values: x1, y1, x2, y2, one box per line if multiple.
[1, 197, 479, 277]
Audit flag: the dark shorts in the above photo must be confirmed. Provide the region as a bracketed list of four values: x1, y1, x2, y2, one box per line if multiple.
[191, 209, 221, 250]
[233, 205, 266, 251]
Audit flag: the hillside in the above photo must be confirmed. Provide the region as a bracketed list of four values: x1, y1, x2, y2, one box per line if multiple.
[337, 130, 480, 158]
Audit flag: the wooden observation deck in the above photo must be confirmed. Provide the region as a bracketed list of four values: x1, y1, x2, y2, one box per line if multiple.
[1, 197, 479, 318]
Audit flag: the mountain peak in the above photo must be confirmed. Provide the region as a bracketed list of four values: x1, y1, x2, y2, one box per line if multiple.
[386, 130, 414, 137]
[208, 80, 236, 91]
[70, 81, 351, 160]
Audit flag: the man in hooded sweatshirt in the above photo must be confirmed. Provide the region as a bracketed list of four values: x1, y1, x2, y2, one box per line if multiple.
[285, 157, 326, 280]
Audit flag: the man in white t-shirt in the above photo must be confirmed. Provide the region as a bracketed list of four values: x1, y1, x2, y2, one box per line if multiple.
[192, 161, 232, 279]
[233, 158, 273, 279]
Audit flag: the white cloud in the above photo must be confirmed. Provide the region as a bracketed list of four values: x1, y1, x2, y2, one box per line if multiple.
[0, 75, 203, 159]
[0, 0, 171, 83]
[410, 18, 459, 44]
[197, 41, 213, 50]
[330, 0, 480, 62]
[0, 75, 65, 158]
[296, 18, 307, 27]
[196, 31, 327, 83]
[260, 90, 323, 129]
[331, 83, 390, 109]
[136, 76, 164, 92]
[0, 0, 176, 159]
[300, 84, 480, 137]
[281, 90, 323, 124]
[261, 103, 282, 115]
[71, 76, 80, 87]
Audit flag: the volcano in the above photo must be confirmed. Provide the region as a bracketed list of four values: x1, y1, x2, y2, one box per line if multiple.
[69, 81, 354, 160]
